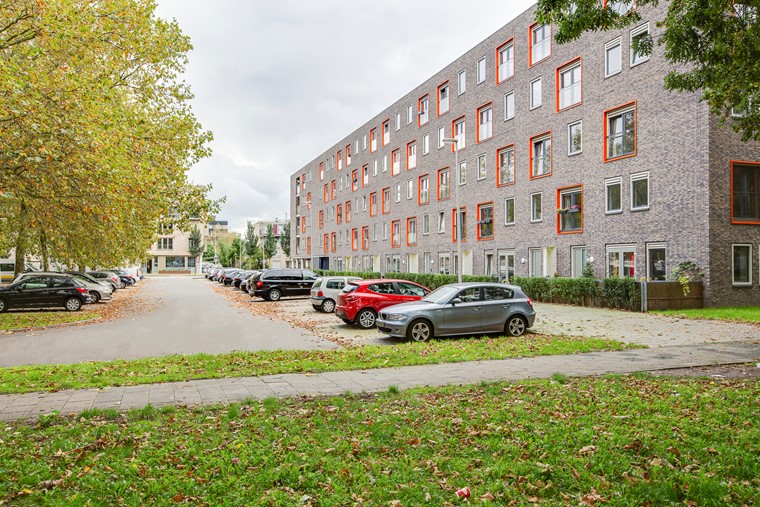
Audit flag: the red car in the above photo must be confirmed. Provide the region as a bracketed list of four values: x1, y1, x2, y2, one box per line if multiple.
[335, 279, 431, 329]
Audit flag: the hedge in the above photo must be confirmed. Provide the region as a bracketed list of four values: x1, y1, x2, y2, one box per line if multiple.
[314, 270, 496, 291]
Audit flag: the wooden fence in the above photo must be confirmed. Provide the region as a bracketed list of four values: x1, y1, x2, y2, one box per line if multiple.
[641, 282, 703, 311]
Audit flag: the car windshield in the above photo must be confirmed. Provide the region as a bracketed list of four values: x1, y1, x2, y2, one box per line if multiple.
[422, 286, 460, 304]
[311, 277, 323, 289]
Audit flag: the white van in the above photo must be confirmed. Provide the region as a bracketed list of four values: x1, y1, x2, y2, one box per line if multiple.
[0, 259, 36, 285]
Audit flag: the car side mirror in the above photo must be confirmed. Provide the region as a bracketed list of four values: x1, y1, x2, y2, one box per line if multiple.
[450, 298, 462, 305]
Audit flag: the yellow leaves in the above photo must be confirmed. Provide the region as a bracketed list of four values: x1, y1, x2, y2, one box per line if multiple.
[578, 445, 598, 456]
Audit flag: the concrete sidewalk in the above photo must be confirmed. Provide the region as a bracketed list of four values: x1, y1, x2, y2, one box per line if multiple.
[2, 340, 758, 423]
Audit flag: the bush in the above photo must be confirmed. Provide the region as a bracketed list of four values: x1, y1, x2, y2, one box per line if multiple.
[511, 276, 596, 305]
[314, 270, 496, 291]
[599, 277, 641, 310]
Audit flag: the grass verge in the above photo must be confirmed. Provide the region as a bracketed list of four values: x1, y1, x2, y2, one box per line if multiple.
[652, 306, 760, 324]
[0, 335, 639, 394]
[0, 310, 97, 331]
[1, 375, 757, 505]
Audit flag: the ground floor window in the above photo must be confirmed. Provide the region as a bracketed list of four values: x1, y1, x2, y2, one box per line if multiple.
[732, 244, 752, 286]
[424, 252, 432, 273]
[439, 253, 451, 274]
[529, 248, 542, 277]
[498, 250, 515, 281]
[571, 246, 586, 278]
[165, 256, 186, 269]
[484, 251, 494, 276]
[646, 243, 666, 281]
[607, 244, 636, 277]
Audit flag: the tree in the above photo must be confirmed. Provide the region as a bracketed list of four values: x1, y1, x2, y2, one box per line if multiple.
[263, 224, 278, 268]
[244, 222, 259, 257]
[0, 0, 222, 275]
[535, 0, 760, 141]
[280, 222, 291, 257]
[188, 227, 204, 274]
[230, 237, 243, 268]
[203, 243, 215, 263]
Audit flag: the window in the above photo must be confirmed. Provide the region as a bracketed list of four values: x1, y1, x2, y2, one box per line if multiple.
[362, 134, 367, 150]
[407, 104, 413, 125]
[504, 91, 515, 120]
[477, 154, 486, 180]
[406, 142, 417, 170]
[732, 244, 752, 285]
[418, 95, 429, 126]
[497, 145, 515, 186]
[605, 177, 622, 213]
[422, 133, 430, 154]
[557, 186, 583, 233]
[330, 180, 336, 200]
[337, 150, 343, 171]
[647, 243, 666, 281]
[530, 78, 542, 109]
[362, 195, 367, 211]
[477, 202, 494, 240]
[391, 220, 401, 247]
[391, 149, 400, 176]
[453, 116, 466, 149]
[605, 102, 636, 161]
[382, 154, 388, 172]
[369, 192, 378, 216]
[497, 40, 514, 82]
[418, 175, 430, 204]
[382, 187, 390, 214]
[530, 23, 551, 65]
[571, 246, 587, 278]
[567, 120, 583, 155]
[362, 164, 369, 187]
[370, 128, 378, 152]
[630, 22, 650, 67]
[439, 253, 451, 274]
[372, 224, 378, 241]
[477, 104, 492, 142]
[438, 126, 446, 148]
[362, 226, 369, 250]
[458, 160, 467, 185]
[557, 58, 581, 110]
[346, 144, 352, 166]
[345, 200, 352, 222]
[319, 162, 324, 181]
[438, 168, 450, 200]
[605, 37, 622, 77]
[382, 120, 390, 146]
[606, 0, 635, 15]
[505, 197, 515, 225]
[529, 248, 543, 277]
[631, 172, 649, 210]
[731, 161, 760, 223]
[607, 244, 636, 277]
[458, 69, 466, 94]
[437, 211, 446, 233]
[395, 112, 401, 131]
[476, 57, 486, 84]
[395, 183, 401, 203]
[406, 218, 417, 246]
[530, 132, 552, 178]
[157, 237, 173, 250]
[351, 228, 359, 251]
[422, 214, 430, 235]
[452, 207, 466, 242]
[351, 169, 358, 191]
[498, 250, 516, 281]
[438, 82, 449, 115]
[382, 222, 388, 240]
[330, 232, 336, 252]
[406, 179, 413, 200]
[531, 192, 542, 222]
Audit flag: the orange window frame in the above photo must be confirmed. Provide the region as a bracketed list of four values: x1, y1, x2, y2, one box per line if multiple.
[406, 217, 417, 246]
[330, 180, 336, 200]
[369, 192, 378, 216]
[336, 150, 343, 171]
[529, 131, 553, 180]
[603, 101, 637, 163]
[437, 81, 449, 116]
[406, 142, 416, 170]
[555, 57, 582, 112]
[330, 232, 336, 253]
[382, 120, 390, 146]
[476, 201, 494, 240]
[391, 220, 401, 248]
[495, 38, 515, 84]
[418, 174, 430, 205]
[370, 128, 377, 153]
[318, 210, 324, 229]
[361, 226, 369, 250]
[319, 162, 324, 181]
[351, 228, 358, 251]
[528, 22, 552, 67]
[345, 200, 352, 223]
[362, 164, 368, 188]
[345, 144, 351, 166]
[382, 187, 390, 214]
[301, 216, 306, 233]
[351, 169, 358, 191]
[323, 234, 328, 253]
[418, 94, 429, 126]
[392, 149, 400, 175]
[451, 116, 465, 152]
[306, 237, 311, 255]
[437, 168, 450, 200]
[336, 203, 343, 225]
[451, 206, 467, 243]
[323, 184, 328, 203]
[556, 184, 584, 235]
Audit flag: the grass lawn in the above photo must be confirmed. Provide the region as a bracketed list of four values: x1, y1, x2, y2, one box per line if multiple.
[0, 335, 639, 394]
[653, 306, 760, 324]
[0, 310, 97, 331]
[1, 375, 757, 505]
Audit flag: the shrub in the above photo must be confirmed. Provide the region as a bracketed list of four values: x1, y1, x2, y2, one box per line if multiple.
[599, 277, 641, 310]
[511, 276, 596, 305]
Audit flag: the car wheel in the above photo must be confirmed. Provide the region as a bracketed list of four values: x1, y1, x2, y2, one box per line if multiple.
[268, 288, 282, 301]
[505, 315, 527, 337]
[407, 319, 433, 342]
[64, 297, 82, 312]
[0, 298, 6, 313]
[320, 299, 336, 313]
[355, 308, 377, 329]
[120, 281, 126, 289]
[91, 291, 101, 303]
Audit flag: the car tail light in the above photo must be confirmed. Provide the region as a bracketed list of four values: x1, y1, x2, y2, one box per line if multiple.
[527, 298, 533, 306]
[256, 281, 263, 288]
[317, 290, 324, 297]
[76, 287, 88, 295]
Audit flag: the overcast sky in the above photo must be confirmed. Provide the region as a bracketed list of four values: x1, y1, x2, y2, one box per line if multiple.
[154, 0, 536, 234]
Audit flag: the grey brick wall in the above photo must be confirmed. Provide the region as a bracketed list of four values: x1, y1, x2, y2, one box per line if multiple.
[290, 2, 760, 306]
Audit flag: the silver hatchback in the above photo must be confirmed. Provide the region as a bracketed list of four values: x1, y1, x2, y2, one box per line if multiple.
[310, 276, 362, 313]
[376, 282, 536, 341]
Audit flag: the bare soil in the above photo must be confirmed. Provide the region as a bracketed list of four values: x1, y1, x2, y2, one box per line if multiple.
[652, 363, 760, 379]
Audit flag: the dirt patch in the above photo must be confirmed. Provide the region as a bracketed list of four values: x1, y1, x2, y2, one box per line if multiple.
[651, 363, 760, 379]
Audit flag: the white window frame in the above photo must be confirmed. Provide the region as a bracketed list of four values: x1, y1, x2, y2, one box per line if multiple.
[528, 247, 543, 277]
[504, 91, 515, 121]
[407, 104, 413, 125]
[606, 244, 637, 278]
[407, 142, 417, 169]
[630, 171, 650, 211]
[478, 106, 492, 141]
[437, 211, 445, 233]
[439, 83, 449, 115]
[571, 246, 587, 278]
[458, 160, 467, 186]
[422, 133, 430, 155]
[458, 69, 466, 95]
[530, 77, 542, 109]
[406, 179, 413, 200]
[382, 154, 388, 173]
[422, 213, 430, 235]
[558, 61, 581, 110]
[531, 24, 551, 64]
[395, 112, 401, 131]
[476, 57, 486, 84]
[498, 42, 514, 82]
[454, 117, 466, 149]
[394, 183, 401, 203]
[732, 244, 753, 286]
[605, 37, 622, 78]
[362, 134, 367, 151]
[531, 134, 551, 178]
[531, 192, 542, 223]
[646, 242, 667, 281]
[504, 197, 515, 225]
[568, 120, 582, 155]
[477, 154, 486, 180]
[605, 176, 623, 214]
[438, 126, 446, 149]
[630, 22, 650, 67]
[373, 159, 378, 176]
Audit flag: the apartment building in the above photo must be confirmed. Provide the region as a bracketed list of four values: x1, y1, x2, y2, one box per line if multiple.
[290, 2, 760, 306]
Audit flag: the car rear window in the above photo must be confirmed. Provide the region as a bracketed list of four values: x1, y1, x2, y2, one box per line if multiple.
[326, 279, 346, 290]
[311, 277, 323, 289]
[341, 283, 359, 294]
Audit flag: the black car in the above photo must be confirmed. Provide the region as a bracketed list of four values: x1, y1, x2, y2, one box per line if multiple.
[248, 268, 319, 301]
[0, 274, 91, 312]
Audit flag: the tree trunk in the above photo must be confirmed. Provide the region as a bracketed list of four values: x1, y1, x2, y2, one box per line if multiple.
[14, 202, 28, 276]
[40, 231, 49, 271]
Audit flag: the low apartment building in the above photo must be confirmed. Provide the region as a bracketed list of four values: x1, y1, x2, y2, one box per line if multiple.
[290, 2, 760, 306]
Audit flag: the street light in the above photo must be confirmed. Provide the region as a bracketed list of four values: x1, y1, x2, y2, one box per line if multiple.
[442, 137, 462, 282]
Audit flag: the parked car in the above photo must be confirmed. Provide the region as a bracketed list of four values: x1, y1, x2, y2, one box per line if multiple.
[376, 282, 536, 341]
[14, 271, 112, 303]
[248, 268, 319, 301]
[239, 271, 259, 293]
[310, 276, 362, 313]
[0, 259, 35, 286]
[232, 270, 253, 289]
[335, 279, 430, 329]
[108, 269, 135, 286]
[219, 269, 240, 285]
[87, 270, 124, 290]
[0, 274, 91, 312]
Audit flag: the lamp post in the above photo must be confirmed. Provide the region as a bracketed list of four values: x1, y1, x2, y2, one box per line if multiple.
[442, 137, 462, 282]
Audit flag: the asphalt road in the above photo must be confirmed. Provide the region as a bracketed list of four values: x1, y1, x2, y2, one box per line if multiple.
[0, 276, 336, 367]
